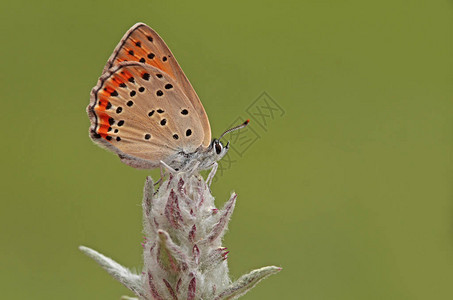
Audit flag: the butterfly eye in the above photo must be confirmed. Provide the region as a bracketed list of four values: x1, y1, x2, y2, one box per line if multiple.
[215, 142, 222, 155]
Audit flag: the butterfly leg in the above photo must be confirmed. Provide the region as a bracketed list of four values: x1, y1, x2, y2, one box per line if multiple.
[187, 161, 200, 176]
[206, 162, 218, 187]
[153, 166, 166, 187]
[160, 160, 177, 174]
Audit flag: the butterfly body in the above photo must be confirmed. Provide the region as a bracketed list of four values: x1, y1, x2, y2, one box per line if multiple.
[87, 23, 230, 171]
[116, 139, 229, 171]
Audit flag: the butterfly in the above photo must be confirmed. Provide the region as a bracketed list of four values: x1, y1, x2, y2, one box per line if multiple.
[87, 23, 248, 172]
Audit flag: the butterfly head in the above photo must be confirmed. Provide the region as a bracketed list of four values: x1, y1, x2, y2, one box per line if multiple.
[209, 138, 230, 160]
[203, 119, 249, 164]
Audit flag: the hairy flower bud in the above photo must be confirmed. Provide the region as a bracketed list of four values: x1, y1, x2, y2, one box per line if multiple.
[80, 168, 280, 299]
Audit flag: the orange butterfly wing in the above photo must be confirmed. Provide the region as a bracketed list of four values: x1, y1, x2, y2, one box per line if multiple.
[102, 23, 211, 146]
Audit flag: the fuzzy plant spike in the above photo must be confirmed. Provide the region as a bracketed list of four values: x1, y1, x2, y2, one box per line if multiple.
[80, 165, 281, 299]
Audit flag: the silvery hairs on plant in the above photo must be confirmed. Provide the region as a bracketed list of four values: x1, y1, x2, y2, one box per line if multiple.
[80, 164, 281, 299]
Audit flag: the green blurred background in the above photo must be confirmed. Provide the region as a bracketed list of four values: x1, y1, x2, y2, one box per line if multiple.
[1, 0, 452, 299]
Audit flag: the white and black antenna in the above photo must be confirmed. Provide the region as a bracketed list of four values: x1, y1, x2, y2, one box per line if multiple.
[218, 119, 250, 141]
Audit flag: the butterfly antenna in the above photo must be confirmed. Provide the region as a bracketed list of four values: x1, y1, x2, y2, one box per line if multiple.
[218, 119, 250, 140]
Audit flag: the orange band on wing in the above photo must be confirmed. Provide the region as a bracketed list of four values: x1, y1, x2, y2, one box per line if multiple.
[94, 90, 114, 141]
